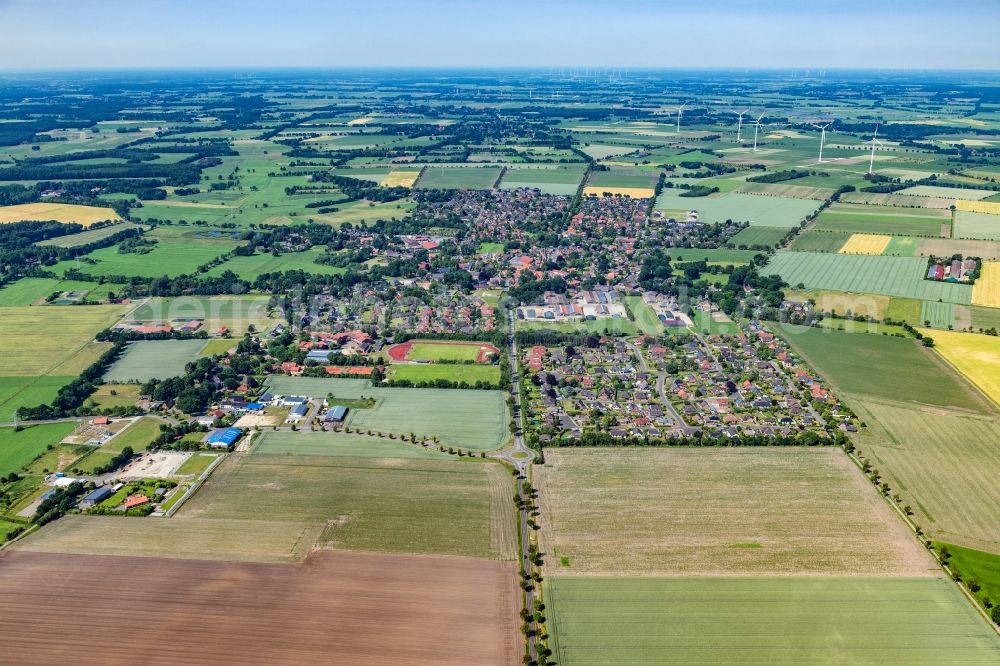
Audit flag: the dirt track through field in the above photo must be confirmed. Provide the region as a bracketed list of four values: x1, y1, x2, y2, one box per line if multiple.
[0, 549, 519, 666]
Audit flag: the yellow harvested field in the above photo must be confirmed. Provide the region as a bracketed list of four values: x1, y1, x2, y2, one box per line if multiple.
[972, 262, 1000, 308]
[921, 328, 1000, 406]
[839, 233, 892, 255]
[381, 170, 421, 188]
[582, 186, 655, 198]
[0, 203, 122, 226]
[957, 199, 1000, 215]
[347, 116, 373, 125]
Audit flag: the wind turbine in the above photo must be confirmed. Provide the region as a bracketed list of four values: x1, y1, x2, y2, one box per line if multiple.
[674, 102, 688, 134]
[867, 125, 884, 175]
[751, 112, 766, 152]
[810, 120, 834, 163]
[735, 107, 751, 143]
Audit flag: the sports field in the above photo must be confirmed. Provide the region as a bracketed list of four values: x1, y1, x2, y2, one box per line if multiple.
[389, 364, 501, 385]
[0, 305, 126, 377]
[0, 203, 121, 226]
[839, 233, 891, 255]
[955, 211, 1000, 240]
[405, 340, 493, 362]
[264, 376, 510, 450]
[852, 400, 1000, 552]
[655, 191, 819, 227]
[252, 430, 455, 459]
[499, 167, 585, 195]
[536, 448, 931, 576]
[103, 339, 207, 383]
[0, 422, 76, 477]
[415, 166, 502, 190]
[763, 252, 973, 303]
[185, 453, 516, 559]
[773, 324, 991, 411]
[814, 203, 949, 236]
[922, 329, 1000, 406]
[972, 262, 1000, 308]
[0, 550, 519, 666]
[546, 577, 1000, 665]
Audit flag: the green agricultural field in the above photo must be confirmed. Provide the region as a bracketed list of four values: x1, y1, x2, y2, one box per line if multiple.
[773, 324, 991, 411]
[655, 192, 820, 227]
[0, 376, 73, 419]
[658, 247, 760, 265]
[499, 166, 585, 195]
[0, 423, 75, 477]
[936, 543, 1000, 610]
[692, 309, 740, 335]
[884, 235, 920, 256]
[388, 364, 501, 385]
[899, 185, 993, 199]
[853, 400, 1000, 552]
[0, 517, 24, 541]
[183, 453, 515, 559]
[263, 376, 510, 451]
[35, 221, 144, 248]
[724, 225, 788, 248]
[414, 166, 502, 190]
[920, 300, 955, 328]
[83, 383, 141, 411]
[537, 448, 929, 576]
[124, 294, 280, 334]
[0, 278, 98, 307]
[970, 305, 1000, 331]
[786, 229, 852, 253]
[586, 169, 657, 189]
[886, 296, 923, 323]
[310, 199, 415, 226]
[0, 306, 126, 377]
[622, 296, 663, 335]
[813, 203, 949, 236]
[12, 514, 323, 563]
[546, 577, 1000, 665]
[762, 252, 973, 303]
[252, 430, 455, 459]
[203, 248, 346, 279]
[103, 340, 208, 383]
[955, 211, 1000, 240]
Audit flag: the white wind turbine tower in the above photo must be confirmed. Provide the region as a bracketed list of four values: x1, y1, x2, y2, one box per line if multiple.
[735, 107, 750, 143]
[868, 125, 884, 175]
[674, 102, 688, 134]
[751, 112, 766, 151]
[811, 120, 834, 163]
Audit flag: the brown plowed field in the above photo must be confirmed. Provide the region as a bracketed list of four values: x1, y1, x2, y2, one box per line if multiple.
[0, 549, 519, 666]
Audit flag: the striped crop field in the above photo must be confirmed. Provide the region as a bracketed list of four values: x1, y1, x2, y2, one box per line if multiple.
[546, 577, 1000, 665]
[839, 233, 891, 255]
[972, 262, 1000, 308]
[762, 252, 973, 303]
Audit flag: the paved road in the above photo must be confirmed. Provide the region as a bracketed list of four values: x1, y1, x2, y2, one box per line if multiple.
[496, 306, 538, 665]
[626, 341, 698, 436]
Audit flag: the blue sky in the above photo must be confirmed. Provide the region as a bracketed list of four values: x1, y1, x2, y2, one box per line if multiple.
[0, 0, 996, 70]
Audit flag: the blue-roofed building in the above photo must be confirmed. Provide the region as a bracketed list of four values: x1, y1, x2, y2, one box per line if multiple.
[81, 486, 113, 507]
[287, 403, 309, 421]
[206, 427, 242, 448]
[246, 402, 264, 411]
[324, 405, 348, 422]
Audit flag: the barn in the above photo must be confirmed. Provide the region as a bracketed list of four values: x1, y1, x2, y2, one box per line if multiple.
[206, 427, 243, 448]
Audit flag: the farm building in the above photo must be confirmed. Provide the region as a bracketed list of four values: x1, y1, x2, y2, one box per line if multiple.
[245, 402, 264, 411]
[280, 395, 309, 407]
[287, 403, 309, 421]
[324, 405, 349, 422]
[206, 427, 243, 448]
[80, 486, 113, 507]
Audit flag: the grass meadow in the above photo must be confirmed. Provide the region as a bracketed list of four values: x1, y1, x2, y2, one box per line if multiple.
[655, 192, 820, 227]
[0, 423, 76, 477]
[251, 430, 455, 459]
[263, 376, 510, 450]
[0, 306, 125, 377]
[536, 448, 931, 577]
[415, 166, 502, 190]
[103, 340, 208, 383]
[388, 364, 501, 385]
